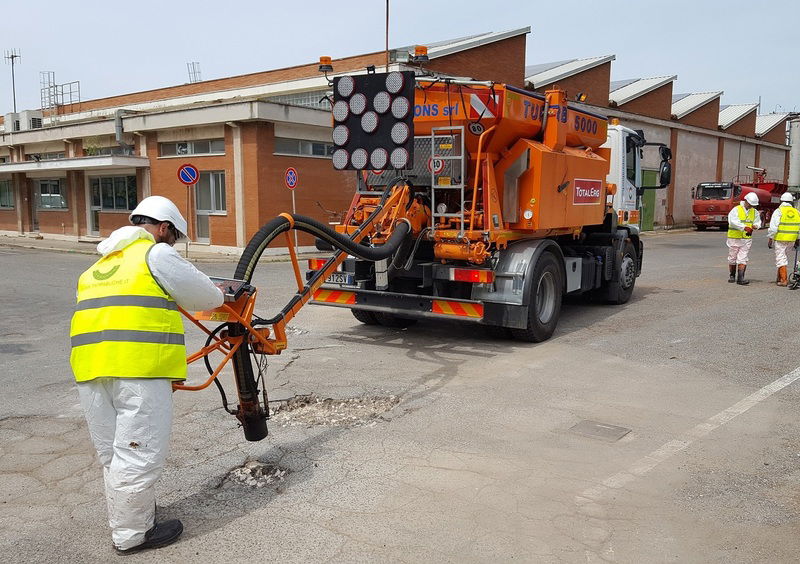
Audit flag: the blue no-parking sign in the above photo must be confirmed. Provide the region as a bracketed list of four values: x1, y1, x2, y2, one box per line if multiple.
[177, 163, 199, 185]
[284, 167, 299, 190]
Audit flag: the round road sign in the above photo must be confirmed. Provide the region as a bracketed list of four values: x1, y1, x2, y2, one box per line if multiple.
[177, 163, 199, 185]
[427, 157, 445, 174]
[285, 167, 299, 190]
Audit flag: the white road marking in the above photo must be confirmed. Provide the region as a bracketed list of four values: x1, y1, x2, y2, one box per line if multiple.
[576, 365, 800, 504]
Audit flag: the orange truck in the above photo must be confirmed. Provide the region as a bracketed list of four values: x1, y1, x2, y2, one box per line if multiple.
[309, 71, 671, 341]
[177, 69, 672, 441]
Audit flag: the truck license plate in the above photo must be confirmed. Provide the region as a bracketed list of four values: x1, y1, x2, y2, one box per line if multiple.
[326, 272, 354, 285]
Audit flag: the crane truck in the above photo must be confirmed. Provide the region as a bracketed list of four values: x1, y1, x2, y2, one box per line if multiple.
[176, 69, 671, 441]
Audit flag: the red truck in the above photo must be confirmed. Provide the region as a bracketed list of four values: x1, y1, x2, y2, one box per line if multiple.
[692, 168, 787, 230]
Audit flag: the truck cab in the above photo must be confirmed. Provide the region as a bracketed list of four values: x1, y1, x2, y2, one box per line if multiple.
[603, 124, 643, 230]
[692, 182, 740, 230]
[603, 125, 670, 231]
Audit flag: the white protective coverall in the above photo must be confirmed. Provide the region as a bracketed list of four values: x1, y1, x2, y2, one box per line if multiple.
[767, 203, 796, 268]
[726, 204, 762, 265]
[77, 225, 222, 550]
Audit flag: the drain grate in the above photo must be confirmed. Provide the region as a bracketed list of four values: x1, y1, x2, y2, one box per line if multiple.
[570, 420, 631, 442]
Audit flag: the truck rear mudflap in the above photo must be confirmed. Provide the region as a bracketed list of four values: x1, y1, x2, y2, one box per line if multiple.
[312, 287, 486, 323]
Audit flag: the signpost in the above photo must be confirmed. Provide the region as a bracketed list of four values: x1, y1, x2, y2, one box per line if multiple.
[284, 167, 299, 247]
[178, 163, 199, 257]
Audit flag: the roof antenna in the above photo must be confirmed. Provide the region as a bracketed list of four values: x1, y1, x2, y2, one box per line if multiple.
[187, 62, 202, 84]
[4, 48, 21, 112]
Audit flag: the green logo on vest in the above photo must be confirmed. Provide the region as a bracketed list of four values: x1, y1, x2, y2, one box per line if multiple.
[93, 264, 120, 281]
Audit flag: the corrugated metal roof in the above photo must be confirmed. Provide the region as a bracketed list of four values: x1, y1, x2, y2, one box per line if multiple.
[719, 103, 759, 129]
[671, 91, 723, 119]
[394, 27, 531, 61]
[524, 55, 615, 88]
[524, 59, 573, 77]
[609, 75, 676, 106]
[756, 113, 789, 137]
[610, 78, 639, 92]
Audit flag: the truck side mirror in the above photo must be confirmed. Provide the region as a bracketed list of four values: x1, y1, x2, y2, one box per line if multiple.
[660, 146, 672, 161]
[659, 161, 672, 188]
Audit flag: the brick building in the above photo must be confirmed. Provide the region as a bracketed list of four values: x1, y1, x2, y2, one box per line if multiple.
[0, 28, 529, 250]
[526, 58, 792, 229]
[0, 26, 793, 246]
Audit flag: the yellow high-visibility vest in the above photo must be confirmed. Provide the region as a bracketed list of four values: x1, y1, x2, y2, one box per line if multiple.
[728, 205, 756, 239]
[70, 238, 186, 382]
[775, 206, 800, 242]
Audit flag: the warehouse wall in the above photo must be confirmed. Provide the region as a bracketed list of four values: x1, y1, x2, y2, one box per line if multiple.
[674, 131, 718, 224]
[721, 139, 756, 182]
[759, 146, 787, 181]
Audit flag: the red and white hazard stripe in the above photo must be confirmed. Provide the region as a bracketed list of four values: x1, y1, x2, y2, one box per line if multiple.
[469, 93, 499, 119]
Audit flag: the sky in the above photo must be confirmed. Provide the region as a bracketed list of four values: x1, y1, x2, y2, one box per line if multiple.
[0, 0, 797, 116]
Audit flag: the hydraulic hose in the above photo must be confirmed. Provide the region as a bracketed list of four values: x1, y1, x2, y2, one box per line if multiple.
[234, 214, 410, 326]
[227, 182, 410, 441]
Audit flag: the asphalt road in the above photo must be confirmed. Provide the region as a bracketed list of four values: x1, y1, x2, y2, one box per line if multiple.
[1, 229, 799, 563]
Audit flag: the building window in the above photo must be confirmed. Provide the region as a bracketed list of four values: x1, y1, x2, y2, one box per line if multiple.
[90, 176, 137, 211]
[37, 179, 67, 209]
[274, 137, 334, 158]
[86, 146, 129, 156]
[196, 171, 226, 213]
[159, 138, 225, 157]
[0, 180, 13, 209]
[26, 152, 65, 162]
[265, 90, 332, 110]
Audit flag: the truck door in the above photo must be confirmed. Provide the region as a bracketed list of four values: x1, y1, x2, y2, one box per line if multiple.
[640, 170, 658, 231]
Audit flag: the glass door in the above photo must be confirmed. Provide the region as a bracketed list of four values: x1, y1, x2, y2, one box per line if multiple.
[194, 171, 226, 244]
[30, 184, 39, 232]
[89, 179, 101, 236]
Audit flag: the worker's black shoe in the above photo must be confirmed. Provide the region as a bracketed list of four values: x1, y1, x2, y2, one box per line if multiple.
[115, 519, 183, 555]
[736, 265, 750, 285]
[728, 264, 736, 283]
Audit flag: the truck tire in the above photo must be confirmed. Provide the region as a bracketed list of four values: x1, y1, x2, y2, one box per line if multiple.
[511, 252, 563, 343]
[351, 309, 380, 325]
[374, 312, 417, 328]
[604, 241, 637, 305]
[695, 224, 707, 231]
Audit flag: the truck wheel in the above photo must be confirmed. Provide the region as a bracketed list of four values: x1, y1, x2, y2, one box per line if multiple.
[604, 241, 637, 305]
[511, 252, 563, 343]
[695, 225, 707, 231]
[374, 312, 417, 328]
[351, 309, 379, 325]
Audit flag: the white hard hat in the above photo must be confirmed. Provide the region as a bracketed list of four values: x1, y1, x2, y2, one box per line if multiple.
[744, 192, 759, 207]
[780, 192, 794, 203]
[129, 196, 188, 239]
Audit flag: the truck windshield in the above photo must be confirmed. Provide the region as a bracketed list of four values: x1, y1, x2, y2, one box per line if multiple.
[696, 185, 732, 200]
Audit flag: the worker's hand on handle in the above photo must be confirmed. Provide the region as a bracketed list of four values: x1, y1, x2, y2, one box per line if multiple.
[744, 226, 753, 236]
[768, 238, 773, 249]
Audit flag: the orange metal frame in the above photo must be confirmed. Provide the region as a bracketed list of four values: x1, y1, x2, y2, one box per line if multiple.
[173, 185, 410, 393]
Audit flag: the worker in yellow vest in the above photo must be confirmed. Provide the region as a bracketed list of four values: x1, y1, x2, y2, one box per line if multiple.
[767, 192, 800, 286]
[70, 196, 223, 554]
[726, 192, 762, 285]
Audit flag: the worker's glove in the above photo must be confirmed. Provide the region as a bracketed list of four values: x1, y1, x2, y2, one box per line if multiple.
[768, 238, 774, 249]
[744, 227, 754, 236]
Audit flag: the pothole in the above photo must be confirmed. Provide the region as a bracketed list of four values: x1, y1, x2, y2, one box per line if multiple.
[221, 459, 291, 489]
[270, 394, 400, 427]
